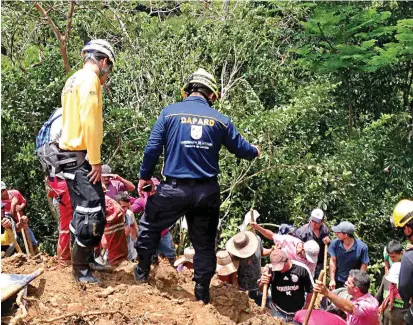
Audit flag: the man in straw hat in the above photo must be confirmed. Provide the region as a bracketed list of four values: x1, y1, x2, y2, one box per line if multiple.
[226, 230, 273, 305]
[174, 247, 195, 272]
[216, 250, 239, 285]
[259, 249, 313, 324]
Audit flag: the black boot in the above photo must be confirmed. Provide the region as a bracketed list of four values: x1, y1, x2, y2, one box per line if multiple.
[194, 279, 211, 304]
[72, 241, 100, 284]
[133, 254, 151, 283]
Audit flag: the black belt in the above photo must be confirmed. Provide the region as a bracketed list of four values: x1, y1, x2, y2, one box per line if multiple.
[48, 176, 65, 182]
[165, 176, 217, 186]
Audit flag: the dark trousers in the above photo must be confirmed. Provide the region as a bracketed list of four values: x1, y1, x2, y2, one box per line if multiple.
[136, 178, 220, 283]
[63, 160, 105, 277]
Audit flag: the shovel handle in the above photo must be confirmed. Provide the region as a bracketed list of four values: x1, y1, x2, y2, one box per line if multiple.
[323, 242, 328, 285]
[303, 270, 325, 325]
[260, 264, 270, 311]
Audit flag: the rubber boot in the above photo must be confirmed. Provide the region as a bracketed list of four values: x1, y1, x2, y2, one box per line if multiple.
[194, 279, 211, 304]
[71, 241, 99, 284]
[89, 254, 113, 272]
[133, 254, 151, 283]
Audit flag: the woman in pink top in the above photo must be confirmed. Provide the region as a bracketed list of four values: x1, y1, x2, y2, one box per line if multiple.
[314, 269, 379, 325]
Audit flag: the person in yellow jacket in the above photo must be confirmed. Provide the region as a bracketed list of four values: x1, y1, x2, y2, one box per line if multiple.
[58, 39, 115, 284]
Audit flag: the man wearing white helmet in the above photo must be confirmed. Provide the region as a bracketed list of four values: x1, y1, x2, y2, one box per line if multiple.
[294, 208, 331, 279]
[58, 39, 115, 283]
[134, 68, 260, 303]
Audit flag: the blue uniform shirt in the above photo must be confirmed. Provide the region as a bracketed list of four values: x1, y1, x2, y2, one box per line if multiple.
[140, 96, 258, 180]
[328, 238, 369, 283]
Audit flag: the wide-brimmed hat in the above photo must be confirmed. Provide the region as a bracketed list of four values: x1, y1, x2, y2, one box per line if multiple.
[226, 231, 259, 259]
[174, 247, 195, 267]
[386, 262, 401, 284]
[101, 164, 112, 177]
[304, 240, 320, 264]
[216, 250, 239, 276]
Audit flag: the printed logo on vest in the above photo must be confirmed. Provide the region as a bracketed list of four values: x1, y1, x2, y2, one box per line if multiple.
[191, 125, 203, 140]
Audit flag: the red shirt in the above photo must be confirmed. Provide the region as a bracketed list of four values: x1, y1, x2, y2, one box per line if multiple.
[2, 190, 26, 216]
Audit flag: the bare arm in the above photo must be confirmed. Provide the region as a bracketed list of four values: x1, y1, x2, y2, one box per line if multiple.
[116, 175, 135, 191]
[262, 247, 274, 257]
[304, 293, 313, 309]
[314, 280, 354, 314]
[329, 256, 337, 290]
[360, 263, 368, 272]
[251, 223, 274, 241]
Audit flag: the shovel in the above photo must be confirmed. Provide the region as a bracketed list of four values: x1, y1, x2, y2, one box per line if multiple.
[5, 229, 22, 253]
[260, 264, 270, 311]
[303, 270, 325, 325]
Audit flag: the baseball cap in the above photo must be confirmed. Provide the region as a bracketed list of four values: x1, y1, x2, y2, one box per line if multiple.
[101, 165, 112, 177]
[270, 249, 289, 271]
[1, 202, 6, 208]
[1, 181, 6, 190]
[332, 221, 355, 235]
[310, 208, 324, 223]
[304, 240, 320, 263]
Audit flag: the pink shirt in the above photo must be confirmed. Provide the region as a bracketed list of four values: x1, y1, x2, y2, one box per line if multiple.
[347, 293, 379, 325]
[106, 180, 126, 199]
[272, 234, 316, 277]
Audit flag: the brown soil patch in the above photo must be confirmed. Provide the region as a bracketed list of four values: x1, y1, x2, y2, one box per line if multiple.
[1, 254, 293, 325]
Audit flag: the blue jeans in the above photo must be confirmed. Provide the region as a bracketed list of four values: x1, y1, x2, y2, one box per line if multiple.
[158, 232, 175, 259]
[248, 289, 263, 306]
[269, 302, 300, 325]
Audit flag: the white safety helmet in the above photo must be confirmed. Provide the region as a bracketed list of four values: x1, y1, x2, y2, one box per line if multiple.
[81, 39, 116, 75]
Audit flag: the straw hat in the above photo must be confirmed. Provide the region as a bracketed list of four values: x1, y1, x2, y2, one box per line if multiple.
[216, 250, 239, 276]
[386, 262, 401, 284]
[173, 247, 195, 267]
[225, 231, 259, 258]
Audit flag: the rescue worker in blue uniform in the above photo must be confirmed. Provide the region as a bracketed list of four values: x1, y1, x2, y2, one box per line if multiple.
[134, 68, 260, 303]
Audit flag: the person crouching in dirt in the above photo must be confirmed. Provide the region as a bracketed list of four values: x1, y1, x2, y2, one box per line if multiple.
[1, 202, 28, 254]
[216, 250, 239, 286]
[259, 249, 313, 325]
[99, 186, 128, 266]
[226, 231, 273, 306]
[115, 192, 138, 261]
[174, 247, 194, 272]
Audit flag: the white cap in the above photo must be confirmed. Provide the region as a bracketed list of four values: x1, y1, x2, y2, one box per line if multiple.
[310, 208, 324, 223]
[386, 262, 401, 284]
[1, 181, 6, 190]
[304, 240, 320, 264]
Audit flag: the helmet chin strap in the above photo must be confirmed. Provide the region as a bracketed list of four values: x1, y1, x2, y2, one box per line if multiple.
[84, 54, 110, 77]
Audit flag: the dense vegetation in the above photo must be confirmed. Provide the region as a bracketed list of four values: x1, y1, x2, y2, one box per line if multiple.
[2, 0, 413, 287]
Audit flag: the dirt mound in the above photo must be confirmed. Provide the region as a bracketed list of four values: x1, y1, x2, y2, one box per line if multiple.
[1, 254, 291, 325]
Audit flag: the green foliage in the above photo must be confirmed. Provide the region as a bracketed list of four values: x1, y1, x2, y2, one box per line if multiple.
[1, 1, 413, 291]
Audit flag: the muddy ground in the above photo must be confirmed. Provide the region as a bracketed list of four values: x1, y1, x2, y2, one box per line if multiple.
[1, 254, 292, 325]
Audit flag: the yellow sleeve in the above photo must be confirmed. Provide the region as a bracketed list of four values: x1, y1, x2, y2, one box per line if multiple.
[78, 76, 103, 165]
[1, 229, 12, 246]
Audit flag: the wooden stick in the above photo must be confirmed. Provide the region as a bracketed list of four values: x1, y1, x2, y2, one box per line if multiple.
[260, 264, 270, 311]
[24, 227, 35, 256]
[303, 270, 325, 325]
[323, 242, 328, 285]
[250, 209, 255, 233]
[5, 229, 22, 253]
[20, 226, 30, 256]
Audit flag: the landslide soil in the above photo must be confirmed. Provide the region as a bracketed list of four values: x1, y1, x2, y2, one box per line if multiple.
[1, 254, 291, 325]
